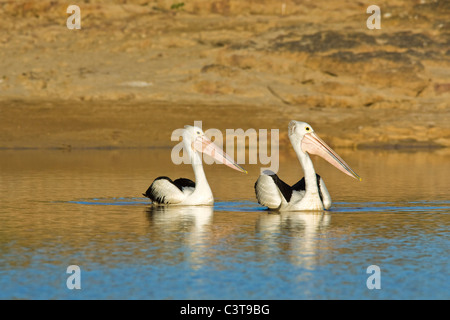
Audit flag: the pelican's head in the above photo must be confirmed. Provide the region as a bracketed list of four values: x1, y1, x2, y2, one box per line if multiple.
[288, 120, 361, 181]
[288, 120, 316, 141]
[183, 125, 205, 143]
[182, 125, 247, 173]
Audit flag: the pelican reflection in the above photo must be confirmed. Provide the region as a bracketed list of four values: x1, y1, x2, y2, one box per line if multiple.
[256, 211, 331, 269]
[145, 205, 213, 267]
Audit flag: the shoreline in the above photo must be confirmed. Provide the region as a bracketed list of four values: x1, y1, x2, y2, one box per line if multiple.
[1, 99, 449, 150]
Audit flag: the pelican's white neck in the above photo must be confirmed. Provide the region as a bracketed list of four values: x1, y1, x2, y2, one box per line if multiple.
[183, 132, 212, 196]
[291, 136, 319, 194]
[192, 160, 208, 187]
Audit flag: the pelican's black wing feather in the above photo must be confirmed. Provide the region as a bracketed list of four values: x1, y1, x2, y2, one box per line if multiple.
[173, 178, 195, 190]
[268, 174, 294, 203]
[143, 176, 174, 200]
[143, 176, 195, 204]
[291, 174, 323, 202]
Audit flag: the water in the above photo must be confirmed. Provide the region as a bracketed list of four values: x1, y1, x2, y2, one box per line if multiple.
[0, 149, 449, 299]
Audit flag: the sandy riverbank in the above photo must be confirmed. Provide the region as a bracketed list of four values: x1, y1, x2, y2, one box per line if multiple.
[0, 0, 449, 149]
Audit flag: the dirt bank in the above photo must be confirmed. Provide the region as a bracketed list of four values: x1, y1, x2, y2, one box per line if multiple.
[0, 0, 449, 149]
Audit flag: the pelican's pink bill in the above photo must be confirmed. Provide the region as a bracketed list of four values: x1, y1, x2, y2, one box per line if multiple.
[193, 136, 247, 173]
[301, 132, 361, 181]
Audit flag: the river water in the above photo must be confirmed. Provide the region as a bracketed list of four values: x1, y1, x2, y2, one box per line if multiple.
[0, 148, 449, 299]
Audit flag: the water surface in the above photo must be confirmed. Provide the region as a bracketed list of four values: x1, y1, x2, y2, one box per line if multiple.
[0, 149, 449, 299]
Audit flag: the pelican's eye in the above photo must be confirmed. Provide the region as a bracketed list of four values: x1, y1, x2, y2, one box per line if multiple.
[305, 127, 310, 132]
[196, 131, 201, 135]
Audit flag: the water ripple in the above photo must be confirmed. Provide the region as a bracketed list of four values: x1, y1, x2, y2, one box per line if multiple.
[65, 198, 449, 214]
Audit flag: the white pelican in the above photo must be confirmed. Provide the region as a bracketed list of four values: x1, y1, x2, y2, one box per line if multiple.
[144, 125, 247, 205]
[255, 120, 361, 211]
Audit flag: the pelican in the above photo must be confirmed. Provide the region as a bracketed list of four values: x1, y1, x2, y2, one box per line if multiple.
[144, 125, 247, 205]
[255, 120, 361, 211]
